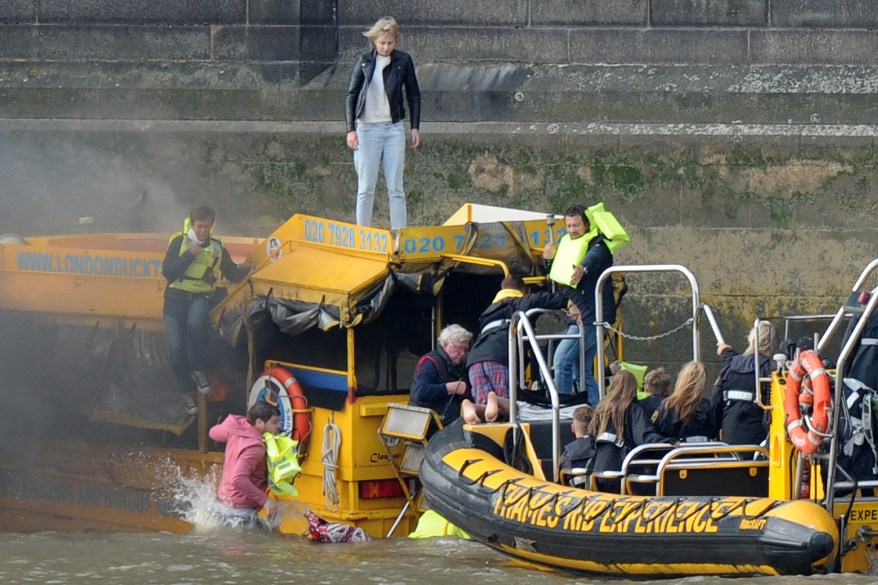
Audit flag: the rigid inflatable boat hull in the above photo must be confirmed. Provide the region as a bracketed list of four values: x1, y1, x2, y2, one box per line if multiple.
[420, 422, 838, 578]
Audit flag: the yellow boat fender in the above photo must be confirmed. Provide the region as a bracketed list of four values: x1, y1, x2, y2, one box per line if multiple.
[264, 432, 301, 497]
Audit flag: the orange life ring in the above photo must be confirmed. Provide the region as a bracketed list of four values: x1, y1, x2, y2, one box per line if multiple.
[783, 350, 831, 455]
[251, 366, 312, 455]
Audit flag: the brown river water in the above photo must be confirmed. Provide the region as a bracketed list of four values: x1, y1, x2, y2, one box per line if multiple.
[5, 528, 878, 585]
[2, 462, 878, 584]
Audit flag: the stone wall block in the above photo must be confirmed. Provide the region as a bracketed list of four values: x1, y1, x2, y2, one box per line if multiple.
[339, 27, 569, 64]
[0, 0, 34, 23]
[569, 29, 749, 65]
[770, 0, 878, 29]
[750, 30, 878, 66]
[26, 25, 212, 61]
[214, 26, 301, 62]
[532, 0, 647, 26]
[250, 0, 336, 25]
[651, 0, 767, 27]
[38, 0, 244, 25]
[337, 0, 528, 26]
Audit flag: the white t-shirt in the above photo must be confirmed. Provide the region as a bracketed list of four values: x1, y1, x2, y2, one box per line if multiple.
[360, 54, 392, 124]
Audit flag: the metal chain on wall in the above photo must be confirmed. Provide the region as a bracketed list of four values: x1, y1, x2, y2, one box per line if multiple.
[601, 316, 696, 343]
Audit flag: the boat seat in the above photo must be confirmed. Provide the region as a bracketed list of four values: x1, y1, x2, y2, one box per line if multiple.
[624, 444, 769, 497]
[590, 443, 678, 493]
[523, 419, 575, 482]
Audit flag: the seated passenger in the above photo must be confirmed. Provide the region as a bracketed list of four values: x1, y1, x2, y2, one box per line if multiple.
[467, 275, 565, 405]
[710, 321, 777, 445]
[638, 367, 671, 421]
[409, 324, 473, 427]
[653, 361, 718, 443]
[560, 405, 595, 470]
[588, 371, 671, 492]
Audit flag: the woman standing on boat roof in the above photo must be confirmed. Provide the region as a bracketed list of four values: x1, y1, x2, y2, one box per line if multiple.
[653, 361, 718, 443]
[710, 320, 778, 446]
[345, 16, 421, 230]
[162, 204, 251, 415]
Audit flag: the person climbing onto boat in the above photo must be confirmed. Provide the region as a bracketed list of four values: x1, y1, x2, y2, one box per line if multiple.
[460, 390, 510, 424]
[638, 367, 671, 422]
[162, 204, 251, 415]
[543, 204, 616, 405]
[209, 400, 281, 527]
[587, 370, 671, 492]
[653, 361, 718, 443]
[409, 324, 474, 427]
[710, 320, 778, 446]
[560, 404, 596, 470]
[466, 275, 566, 406]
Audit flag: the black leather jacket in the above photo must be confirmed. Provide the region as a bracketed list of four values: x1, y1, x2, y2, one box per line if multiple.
[345, 49, 421, 133]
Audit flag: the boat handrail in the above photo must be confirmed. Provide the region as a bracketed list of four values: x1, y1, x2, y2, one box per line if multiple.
[515, 307, 582, 383]
[509, 309, 563, 482]
[825, 281, 878, 510]
[595, 265, 723, 397]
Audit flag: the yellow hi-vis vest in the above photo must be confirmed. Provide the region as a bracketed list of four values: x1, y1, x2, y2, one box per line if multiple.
[167, 219, 222, 295]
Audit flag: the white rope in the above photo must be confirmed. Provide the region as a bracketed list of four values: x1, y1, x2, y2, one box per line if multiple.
[321, 417, 341, 512]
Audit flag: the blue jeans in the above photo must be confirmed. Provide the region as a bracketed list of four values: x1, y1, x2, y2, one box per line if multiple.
[354, 121, 407, 230]
[163, 290, 213, 387]
[553, 323, 599, 405]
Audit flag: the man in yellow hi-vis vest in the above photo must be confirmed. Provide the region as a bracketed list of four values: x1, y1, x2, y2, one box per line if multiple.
[542, 204, 615, 405]
[161, 205, 251, 415]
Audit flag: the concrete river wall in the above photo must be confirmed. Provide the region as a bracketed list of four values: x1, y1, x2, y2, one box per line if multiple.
[1, 1, 876, 366]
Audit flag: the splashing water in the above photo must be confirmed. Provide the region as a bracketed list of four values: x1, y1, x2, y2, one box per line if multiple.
[170, 468, 234, 531]
[169, 465, 311, 534]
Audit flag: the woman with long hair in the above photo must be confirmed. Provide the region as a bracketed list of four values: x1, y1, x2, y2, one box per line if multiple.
[588, 370, 670, 491]
[710, 320, 777, 445]
[655, 361, 717, 442]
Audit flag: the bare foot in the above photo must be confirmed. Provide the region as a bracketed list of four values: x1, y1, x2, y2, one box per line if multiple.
[461, 399, 481, 424]
[485, 392, 499, 423]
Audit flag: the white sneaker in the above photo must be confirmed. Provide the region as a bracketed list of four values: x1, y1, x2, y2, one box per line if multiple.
[191, 370, 211, 395]
[182, 394, 199, 415]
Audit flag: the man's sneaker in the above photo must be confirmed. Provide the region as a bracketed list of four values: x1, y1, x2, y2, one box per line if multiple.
[182, 394, 199, 415]
[191, 370, 211, 395]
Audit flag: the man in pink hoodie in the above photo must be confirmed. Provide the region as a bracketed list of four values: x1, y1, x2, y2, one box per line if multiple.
[209, 401, 281, 525]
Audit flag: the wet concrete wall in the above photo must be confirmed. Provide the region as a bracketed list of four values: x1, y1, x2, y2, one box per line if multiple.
[0, 1, 877, 369]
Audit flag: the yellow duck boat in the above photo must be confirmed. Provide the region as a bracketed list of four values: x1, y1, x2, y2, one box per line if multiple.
[0, 204, 567, 537]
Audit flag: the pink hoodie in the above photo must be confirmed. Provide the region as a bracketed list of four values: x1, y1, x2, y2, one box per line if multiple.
[209, 414, 268, 510]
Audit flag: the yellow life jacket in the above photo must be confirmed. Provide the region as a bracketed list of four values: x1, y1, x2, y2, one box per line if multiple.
[264, 432, 301, 497]
[549, 231, 597, 286]
[619, 361, 649, 400]
[548, 202, 630, 286]
[167, 217, 222, 295]
[585, 202, 629, 254]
